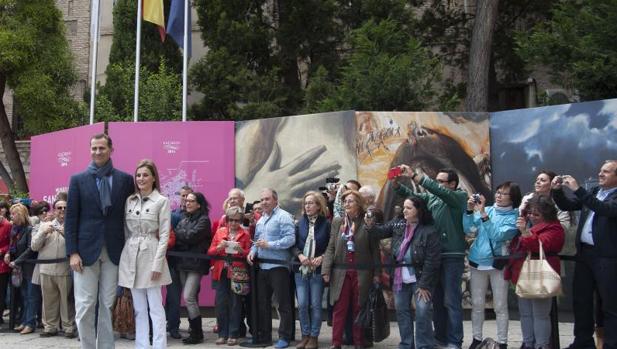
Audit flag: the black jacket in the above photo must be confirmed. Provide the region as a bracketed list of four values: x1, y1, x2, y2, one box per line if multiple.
[553, 186, 617, 257]
[12, 225, 37, 279]
[172, 212, 212, 274]
[368, 219, 441, 291]
[292, 214, 331, 273]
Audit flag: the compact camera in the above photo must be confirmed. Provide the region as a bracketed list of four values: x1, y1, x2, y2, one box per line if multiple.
[472, 193, 481, 204]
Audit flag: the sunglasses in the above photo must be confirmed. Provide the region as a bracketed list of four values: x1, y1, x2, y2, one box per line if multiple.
[227, 218, 242, 223]
[55, 207, 67, 211]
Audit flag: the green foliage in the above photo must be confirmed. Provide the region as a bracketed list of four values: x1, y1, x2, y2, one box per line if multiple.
[307, 20, 441, 112]
[0, 0, 83, 136]
[97, 0, 183, 120]
[516, 0, 617, 100]
[96, 60, 182, 121]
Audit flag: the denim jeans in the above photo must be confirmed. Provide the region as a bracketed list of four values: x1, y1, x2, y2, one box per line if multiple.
[433, 256, 464, 347]
[394, 282, 434, 349]
[165, 265, 182, 331]
[294, 272, 324, 337]
[518, 297, 552, 348]
[216, 271, 243, 339]
[20, 277, 41, 328]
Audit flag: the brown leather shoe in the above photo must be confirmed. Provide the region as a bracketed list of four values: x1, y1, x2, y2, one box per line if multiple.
[305, 336, 318, 349]
[297, 335, 310, 349]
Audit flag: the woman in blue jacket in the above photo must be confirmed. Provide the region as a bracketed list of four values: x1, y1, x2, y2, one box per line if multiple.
[463, 181, 521, 349]
[292, 191, 331, 349]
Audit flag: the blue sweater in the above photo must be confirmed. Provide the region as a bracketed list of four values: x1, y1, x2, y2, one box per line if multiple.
[463, 206, 518, 267]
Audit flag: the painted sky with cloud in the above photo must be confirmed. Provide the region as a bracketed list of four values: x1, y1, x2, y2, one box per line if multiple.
[490, 98, 617, 193]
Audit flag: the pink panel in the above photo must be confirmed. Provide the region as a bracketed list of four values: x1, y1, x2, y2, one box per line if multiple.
[29, 123, 105, 203]
[108, 121, 236, 306]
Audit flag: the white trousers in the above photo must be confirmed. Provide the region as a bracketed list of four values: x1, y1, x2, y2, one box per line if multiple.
[131, 287, 167, 349]
[73, 247, 118, 349]
[470, 267, 510, 344]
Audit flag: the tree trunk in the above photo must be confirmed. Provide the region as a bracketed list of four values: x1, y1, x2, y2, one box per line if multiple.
[275, 0, 302, 111]
[0, 73, 29, 194]
[465, 0, 500, 112]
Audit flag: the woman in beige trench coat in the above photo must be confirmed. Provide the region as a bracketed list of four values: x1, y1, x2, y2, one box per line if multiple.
[118, 159, 171, 349]
[321, 190, 381, 349]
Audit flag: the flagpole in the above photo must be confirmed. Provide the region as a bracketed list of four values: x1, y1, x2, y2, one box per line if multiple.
[134, 0, 143, 122]
[88, 0, 101, 125]
[182, 0, 189, 122]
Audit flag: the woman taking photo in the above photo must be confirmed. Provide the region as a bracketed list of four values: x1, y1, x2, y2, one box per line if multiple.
[6, 203, 40, 334]
[208, 206, 251, 346]
[366, 197, 440, 349]
[322, 190, 380, 349]
[292, 191, 331, 349]
[463, 182, 521, 349]
[118, 159, 171, 349]
[172, 191, 212, 344]
[507, 195, 564, 349]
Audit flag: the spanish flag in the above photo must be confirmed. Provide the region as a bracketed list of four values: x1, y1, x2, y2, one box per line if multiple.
[143, 0, 165, 41]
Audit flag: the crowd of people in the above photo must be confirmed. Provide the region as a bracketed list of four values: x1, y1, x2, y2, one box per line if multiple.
[0, 133, 615, 349]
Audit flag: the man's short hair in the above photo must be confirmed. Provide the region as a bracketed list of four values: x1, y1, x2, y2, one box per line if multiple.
[438, 168, 459, 187]
[91, 133, 113, 148]
[181, 185, 193, 192]
[605, 160, 617, 174]
[229, 188, 246, 198]
[262, 188, 278, 201]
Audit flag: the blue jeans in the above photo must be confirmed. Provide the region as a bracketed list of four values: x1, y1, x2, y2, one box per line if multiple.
[216, 271, 243, 339]
[433, 256, 464, 347]
[20, 277, 41, 328]
[395, 283, 434, 349]
[294, 272, 324, 337]
[165, 265, 182, 331]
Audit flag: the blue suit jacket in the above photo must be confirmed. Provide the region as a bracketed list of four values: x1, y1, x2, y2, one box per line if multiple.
[65, 167, 134, 266]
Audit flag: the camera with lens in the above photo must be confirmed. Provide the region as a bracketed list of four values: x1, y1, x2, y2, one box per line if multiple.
[472, 193, 481, 204]
[325, 177, 340, 192]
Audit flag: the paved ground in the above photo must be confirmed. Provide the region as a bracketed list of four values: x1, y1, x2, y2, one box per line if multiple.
[0, 318, 574, 348]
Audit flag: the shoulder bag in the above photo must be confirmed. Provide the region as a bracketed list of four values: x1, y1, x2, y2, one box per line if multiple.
[515, 240, 561, 299]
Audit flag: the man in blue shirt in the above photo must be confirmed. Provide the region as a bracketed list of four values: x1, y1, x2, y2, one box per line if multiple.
[553, 160, 617, 349]
[247, 188, 295, 348]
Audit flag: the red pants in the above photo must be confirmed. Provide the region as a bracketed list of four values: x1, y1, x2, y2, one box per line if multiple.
[332, 271, 363, 346]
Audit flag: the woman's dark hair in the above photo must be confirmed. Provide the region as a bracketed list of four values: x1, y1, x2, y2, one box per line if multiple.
[537, 170, 557, 182]
[0, 200, 10, 219]
[496, 181, 522, 208]
[188, 192, 210, 217]
[527, 194, 558, 222]
[32, 201, 50, 216]
[406, 197, 434, 225]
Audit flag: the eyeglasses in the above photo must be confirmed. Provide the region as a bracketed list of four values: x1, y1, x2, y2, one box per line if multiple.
[185, 199, 196, 203]
[227, 218, 242, 223]
[55, 207, 67, 211]
[495, 191, 510, 196]
[436, 179, 449, 184]
[343, 200, 357, 205]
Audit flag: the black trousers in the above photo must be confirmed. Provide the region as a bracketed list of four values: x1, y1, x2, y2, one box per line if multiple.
[255, 267, 293, 342]
[572, 245, 617, 349]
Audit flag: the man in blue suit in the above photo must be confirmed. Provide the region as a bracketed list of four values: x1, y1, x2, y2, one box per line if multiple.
[65, 133, 134, 349]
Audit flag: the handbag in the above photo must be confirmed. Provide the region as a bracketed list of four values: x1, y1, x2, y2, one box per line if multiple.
[488, 238, 508, 270]
[355, 283, 390, 342]
[11, 266, 22, 287]
[230, 265, 250, 295]
[112, 287, 135, 334]
[515, 240, 561, 299]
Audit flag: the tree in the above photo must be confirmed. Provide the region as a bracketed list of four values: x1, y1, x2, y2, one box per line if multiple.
[0, 0, 82, 193]
[465, 0, 500, 112]
[516, 0, 617, 101]
[306, 19, 441, 112]
[96, 0, 182, 120]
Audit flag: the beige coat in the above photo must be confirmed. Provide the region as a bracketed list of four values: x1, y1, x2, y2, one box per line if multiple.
[118, 190, 172, 289]
[321, 216, 381, 306]
[31, 219, 70, 276]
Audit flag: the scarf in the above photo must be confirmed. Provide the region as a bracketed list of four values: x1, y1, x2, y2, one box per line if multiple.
[393, 223, 416, 292]
[300, 215, 318, 277]
[87, 159, 114, 216]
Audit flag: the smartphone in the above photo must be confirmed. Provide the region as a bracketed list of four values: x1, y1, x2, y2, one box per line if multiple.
[387, 166, 402, 180]
[244, 202, 254, 214]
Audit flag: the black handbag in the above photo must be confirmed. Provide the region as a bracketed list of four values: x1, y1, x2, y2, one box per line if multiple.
[489, 239, 508, 270]
[355, 283, 390, 342]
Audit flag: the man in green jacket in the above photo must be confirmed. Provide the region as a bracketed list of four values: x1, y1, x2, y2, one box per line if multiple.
[393, 165, 467, 349]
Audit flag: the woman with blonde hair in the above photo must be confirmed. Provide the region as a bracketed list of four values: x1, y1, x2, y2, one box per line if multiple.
[293, 191, 331, 349]
[118, 159, 172, 349]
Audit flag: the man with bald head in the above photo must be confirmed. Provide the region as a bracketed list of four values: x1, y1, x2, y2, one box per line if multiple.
[247, 188, 295, 348]
[553, 160, 617, 349]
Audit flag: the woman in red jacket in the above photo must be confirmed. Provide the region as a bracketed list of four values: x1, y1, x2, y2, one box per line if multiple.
[208, 206, 252, 346]
[506, 195, 564, 349]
